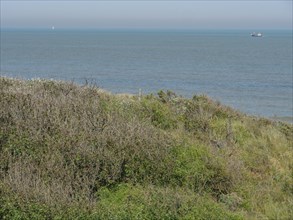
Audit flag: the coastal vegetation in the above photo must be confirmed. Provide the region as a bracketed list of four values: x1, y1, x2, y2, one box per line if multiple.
[0, 77, 292, 219]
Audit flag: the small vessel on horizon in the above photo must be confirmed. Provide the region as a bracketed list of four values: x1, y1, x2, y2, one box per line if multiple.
[251, 32, 262, 37]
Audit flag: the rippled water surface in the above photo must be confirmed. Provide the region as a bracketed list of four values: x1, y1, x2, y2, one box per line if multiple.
[1, 29, 292, 118]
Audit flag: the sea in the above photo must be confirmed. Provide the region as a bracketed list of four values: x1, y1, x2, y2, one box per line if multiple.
[1, 29, 292, 121]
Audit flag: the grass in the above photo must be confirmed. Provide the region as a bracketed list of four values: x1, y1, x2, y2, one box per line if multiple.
[0, 77, 292, 219]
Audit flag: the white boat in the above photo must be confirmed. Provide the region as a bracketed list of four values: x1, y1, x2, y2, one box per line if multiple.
[251, 32, 262, 37]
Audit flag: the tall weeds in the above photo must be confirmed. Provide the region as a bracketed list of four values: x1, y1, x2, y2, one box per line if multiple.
[0, 77, 292, 219]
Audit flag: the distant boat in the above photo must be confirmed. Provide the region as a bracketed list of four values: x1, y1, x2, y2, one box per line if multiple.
[251, 32, 262, 37]
[52, 26, 55, 30]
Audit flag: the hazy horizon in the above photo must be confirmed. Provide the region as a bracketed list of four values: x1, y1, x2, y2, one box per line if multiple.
[1, 1, 292, 30]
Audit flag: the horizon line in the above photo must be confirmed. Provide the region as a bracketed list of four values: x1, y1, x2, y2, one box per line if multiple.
[1, 27, 292, 31]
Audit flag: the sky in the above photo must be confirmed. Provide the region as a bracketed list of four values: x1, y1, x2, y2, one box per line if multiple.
[0, 1, 292, 30]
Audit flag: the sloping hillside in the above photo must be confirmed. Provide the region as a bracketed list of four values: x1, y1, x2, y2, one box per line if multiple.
[0, 77, 292, 219]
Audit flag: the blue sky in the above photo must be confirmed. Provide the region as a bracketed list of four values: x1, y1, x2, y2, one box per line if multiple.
[1, 1, 292, 29]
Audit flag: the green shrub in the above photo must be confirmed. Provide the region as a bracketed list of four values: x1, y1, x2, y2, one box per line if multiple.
[140, 98, 178, 129]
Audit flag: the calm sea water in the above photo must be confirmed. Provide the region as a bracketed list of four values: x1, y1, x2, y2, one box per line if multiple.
[1, 29, 292, 119]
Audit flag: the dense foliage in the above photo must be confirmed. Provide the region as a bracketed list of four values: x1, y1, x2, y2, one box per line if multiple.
[0, 77, 292, 219]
